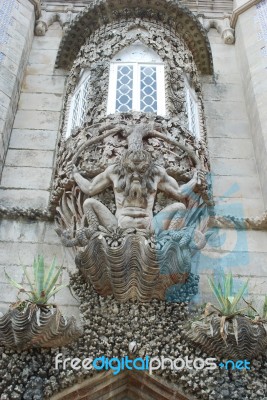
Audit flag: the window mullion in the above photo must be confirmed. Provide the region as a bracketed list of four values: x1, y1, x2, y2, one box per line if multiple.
[133, 63, 140, 111]
[107, 64, 117, 114]
[156, 65, 165, 116]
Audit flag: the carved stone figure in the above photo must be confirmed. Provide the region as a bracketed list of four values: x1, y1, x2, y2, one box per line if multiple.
[71, 147, 202, 234]
[56, 122, 209, 302]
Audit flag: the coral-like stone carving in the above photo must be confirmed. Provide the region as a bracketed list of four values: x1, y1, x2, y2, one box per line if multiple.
[55, 120, 210, 302]
[55, 0, 213, 74]
[0, 306, 82, 350]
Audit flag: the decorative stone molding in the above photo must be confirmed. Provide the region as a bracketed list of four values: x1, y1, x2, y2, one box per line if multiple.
[28, 0, 41, 19]
[35, 6, 75, 36]
[0, 205, 53, 221]
[58, 19, 207, 141]
[231, 0, 262, 28]
[211, 210, 267, 230]
[202, 16, 235, 44]
[55, 0, 213, 74]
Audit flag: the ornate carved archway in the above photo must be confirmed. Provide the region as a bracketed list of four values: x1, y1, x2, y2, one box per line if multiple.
[55, 0, 213, 74]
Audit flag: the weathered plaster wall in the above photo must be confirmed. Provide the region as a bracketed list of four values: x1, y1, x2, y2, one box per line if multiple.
[0, 21, 67, 209]
[0, 0, 35, 178]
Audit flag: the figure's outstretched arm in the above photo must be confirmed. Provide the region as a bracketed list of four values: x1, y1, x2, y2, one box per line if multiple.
[158, 168, 200, 200]
[71, 165, 112, 196]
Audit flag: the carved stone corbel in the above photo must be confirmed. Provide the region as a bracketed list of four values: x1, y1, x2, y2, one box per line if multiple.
[202, 15, 235, 45]
[34, 6, 75, 36]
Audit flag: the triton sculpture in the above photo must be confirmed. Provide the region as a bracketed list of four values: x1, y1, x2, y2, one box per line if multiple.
[55, 121, 210, 302]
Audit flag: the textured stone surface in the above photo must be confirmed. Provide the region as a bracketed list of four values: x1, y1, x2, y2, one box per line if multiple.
[0, 0, 35, 178]
[55, 0, 213, 73]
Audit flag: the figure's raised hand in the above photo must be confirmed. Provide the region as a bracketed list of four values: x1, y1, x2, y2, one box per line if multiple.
[66, 163, 78, 179]
[193, 169, 206, 187]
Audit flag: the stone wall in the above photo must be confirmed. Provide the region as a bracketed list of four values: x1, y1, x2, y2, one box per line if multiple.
[0, 0, 35, 178]
[0, 20, 79, 318]
[0, 21, 67, 209]
[235, 1, 267, 205]
[198, 17, 267, 306]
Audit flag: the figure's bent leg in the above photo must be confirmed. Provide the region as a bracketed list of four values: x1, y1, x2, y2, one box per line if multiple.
[152, 203, 186, 233]
[83, 198, 118, 230]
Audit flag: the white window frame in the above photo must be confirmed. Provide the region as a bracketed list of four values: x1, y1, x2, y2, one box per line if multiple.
[66, 70, 90, 138]
[107, 62, 165, 116]
[184, 78, 200, 139]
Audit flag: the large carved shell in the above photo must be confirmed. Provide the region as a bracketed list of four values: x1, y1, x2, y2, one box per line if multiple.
[75, 232, 190, 302]
[187, 315, 267, 360]
[0, 307, 82, 349]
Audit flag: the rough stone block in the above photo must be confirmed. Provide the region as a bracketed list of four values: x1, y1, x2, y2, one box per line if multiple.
[212, 175, 263, 199]
[213, 196, 264, 218]
[0, 188, 49, 208]
[0, 220, 45, 243]
[204, 100, 248, 120]
[208, 138, 254, 159]
[13, 110, 61, 131]
[32, 37, 61, 50]
[26, 64, 67, 76]
[9, 129, 57, 150]
[22, 75, 66, 94]
[28, 49, 58, 65]
[0, 242, 39, 266]
[4, 149, 54, 168]
[0, 66, 17, 98]
[44, 223, 62, 245]
[0, 265, 24, 285]
[206, 118, 251, 139]
[0, 283, 18, 304]
[1, 36, 27, 66]
[202, 83, 245, 102]
[210, 157, 258, 177]
[18, 92, 63, 111]
[1, 166, 52, 190]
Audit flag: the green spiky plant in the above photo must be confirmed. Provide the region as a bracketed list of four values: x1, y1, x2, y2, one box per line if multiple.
[5, 255, 66, 308]
[204, 272, 249, 342]
[207, 272, 248, 316]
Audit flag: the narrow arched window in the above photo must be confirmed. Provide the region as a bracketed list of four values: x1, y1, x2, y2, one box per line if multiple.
[66, 70, 90, 138]
[184, 76, 200, 139]
[107, 43, 165, 115]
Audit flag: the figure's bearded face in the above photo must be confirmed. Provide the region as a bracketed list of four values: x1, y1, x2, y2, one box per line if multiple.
[118, 151, 151, 201]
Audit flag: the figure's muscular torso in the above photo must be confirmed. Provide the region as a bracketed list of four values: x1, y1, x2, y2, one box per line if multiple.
[108, 166, 159, 229]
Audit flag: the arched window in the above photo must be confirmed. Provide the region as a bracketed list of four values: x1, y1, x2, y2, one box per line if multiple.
[184, 76, 200, 139]
[66, 70, 90, 138]
[107, 43, 165, 115]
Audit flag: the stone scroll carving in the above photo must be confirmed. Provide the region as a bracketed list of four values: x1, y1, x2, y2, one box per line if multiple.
[55, 117, 211, 302]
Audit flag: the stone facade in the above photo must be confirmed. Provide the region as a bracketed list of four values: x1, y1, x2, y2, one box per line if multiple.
[0, 0, 267, 398]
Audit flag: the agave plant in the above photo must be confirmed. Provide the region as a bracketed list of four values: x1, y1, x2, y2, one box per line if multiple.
[207, 272, 248, 316]
[5, 255, 66, 306]
[1, 255, 82, 349]
[187, 272, 267, 360]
